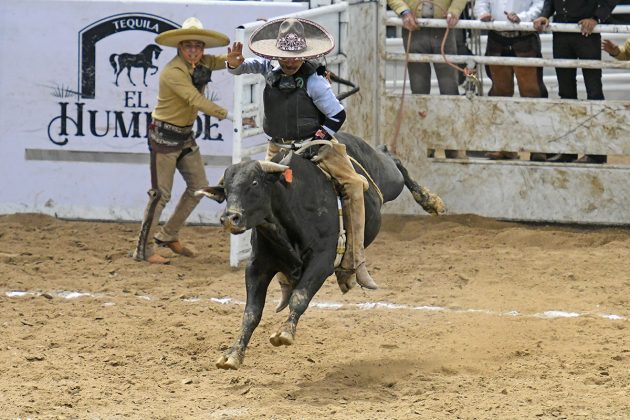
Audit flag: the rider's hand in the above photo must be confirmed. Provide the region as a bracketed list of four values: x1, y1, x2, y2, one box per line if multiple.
[313, 128, 332, 140]
[227, 42, 245, 69]
[478, 13, 493, 22]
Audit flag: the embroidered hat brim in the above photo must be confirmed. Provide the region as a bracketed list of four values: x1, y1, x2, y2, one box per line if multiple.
[155, 28, 230, 48]
[249, 18, 334, 60]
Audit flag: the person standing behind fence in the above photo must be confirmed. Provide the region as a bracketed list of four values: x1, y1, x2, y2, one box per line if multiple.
[533, 0, 617, 164]
[388, 0, 467, 95]
[388, 0, 468, 159]
[602, 37, 630, 60]
[475, 0, 548, 160]
[133, 17, 234, 264]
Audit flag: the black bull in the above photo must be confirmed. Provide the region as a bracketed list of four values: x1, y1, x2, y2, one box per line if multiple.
[197, 132, 445, 370]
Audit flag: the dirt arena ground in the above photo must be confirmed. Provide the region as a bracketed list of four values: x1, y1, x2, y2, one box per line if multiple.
[1, 213, 630, 419]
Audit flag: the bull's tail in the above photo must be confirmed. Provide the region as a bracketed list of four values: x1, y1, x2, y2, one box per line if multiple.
[109, 54, 118, 74]
[379, 145, 446, 216]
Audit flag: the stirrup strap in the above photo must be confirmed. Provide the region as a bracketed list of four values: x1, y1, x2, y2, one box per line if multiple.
[334, 197, 346, 268]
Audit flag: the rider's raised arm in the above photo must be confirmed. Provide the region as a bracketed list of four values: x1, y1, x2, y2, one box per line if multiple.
[227, 57, 273, 76]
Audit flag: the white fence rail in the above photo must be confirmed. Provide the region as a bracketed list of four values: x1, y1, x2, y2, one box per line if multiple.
[385, 11, 630, 99]
[378, 1, 630, 225]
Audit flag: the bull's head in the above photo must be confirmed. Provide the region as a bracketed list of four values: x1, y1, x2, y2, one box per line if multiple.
[196, 160, 289, 234]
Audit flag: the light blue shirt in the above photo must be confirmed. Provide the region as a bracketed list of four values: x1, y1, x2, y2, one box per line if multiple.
[228, 57, 344, 119]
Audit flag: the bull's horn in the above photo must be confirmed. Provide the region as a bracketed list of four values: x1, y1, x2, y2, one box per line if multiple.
[258, 161, 289, 173]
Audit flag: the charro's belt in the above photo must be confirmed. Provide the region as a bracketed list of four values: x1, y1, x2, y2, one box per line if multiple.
[493, 30, 532, 38]
[153, 119, 193, 142]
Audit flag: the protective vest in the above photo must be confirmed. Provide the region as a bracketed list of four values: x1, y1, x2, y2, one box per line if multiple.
[262, 61, 325, 140]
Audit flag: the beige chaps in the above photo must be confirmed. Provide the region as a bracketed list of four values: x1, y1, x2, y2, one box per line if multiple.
[266, 139, 368, 271]
[134, 145, 208, 260]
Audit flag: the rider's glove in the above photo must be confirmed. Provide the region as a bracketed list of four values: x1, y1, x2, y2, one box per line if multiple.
[314, 128, 332, 140]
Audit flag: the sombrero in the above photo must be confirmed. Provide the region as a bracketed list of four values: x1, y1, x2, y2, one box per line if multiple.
[249, 18, 334, 61]
[155, 17, 229, 48]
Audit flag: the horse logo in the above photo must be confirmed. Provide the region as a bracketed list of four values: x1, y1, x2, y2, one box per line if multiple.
[109, 44, 163, 87]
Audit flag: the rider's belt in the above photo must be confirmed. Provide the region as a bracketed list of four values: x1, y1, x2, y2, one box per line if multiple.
[493, 30, 531, 39]
[153, 119, 193, 143]
[270, 137, 312, 148]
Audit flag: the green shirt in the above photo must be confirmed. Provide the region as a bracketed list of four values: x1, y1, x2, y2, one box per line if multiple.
[152, 54, 228, 127]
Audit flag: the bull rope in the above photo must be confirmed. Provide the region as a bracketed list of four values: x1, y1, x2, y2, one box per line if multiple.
[390, 0, 478, 155]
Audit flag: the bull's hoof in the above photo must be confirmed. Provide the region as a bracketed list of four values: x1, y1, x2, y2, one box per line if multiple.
[269, 330, 294, 347]
[335, 271, 357, 294]
[215, 353, 242, 370]
[412, 188, 446, 216]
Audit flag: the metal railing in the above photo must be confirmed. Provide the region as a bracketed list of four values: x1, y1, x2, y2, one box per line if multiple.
[384, 12, 630, 98]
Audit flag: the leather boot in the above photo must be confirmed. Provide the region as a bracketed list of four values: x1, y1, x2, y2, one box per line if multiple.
[355, 263, 378, 290]
[163, 240, 196, 257]
[338, 195, 378, 290]
[575, 154, 607, 164]
[317, 140, 378, 290]
[546, 153, 577, 163]
[146, 254, 169, 264]
[445, 150, 467, 159]
[486, 151, 518, 160]
[155, 239, 196, 257]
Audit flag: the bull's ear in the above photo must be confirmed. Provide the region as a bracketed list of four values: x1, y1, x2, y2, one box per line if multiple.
[258, 161, 289, 173]
[194, 186, 225, 203]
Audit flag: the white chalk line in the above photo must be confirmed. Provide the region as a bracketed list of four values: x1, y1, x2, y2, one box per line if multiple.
[4, 289, 627, 322]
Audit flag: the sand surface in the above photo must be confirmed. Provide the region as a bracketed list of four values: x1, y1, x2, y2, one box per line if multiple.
[1, 213, 630, 419]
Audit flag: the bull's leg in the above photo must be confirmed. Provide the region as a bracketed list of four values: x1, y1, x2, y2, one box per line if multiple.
[216, 264, 274, 370]
[269, 266, 329, 347]
[388, 151, 446, 215]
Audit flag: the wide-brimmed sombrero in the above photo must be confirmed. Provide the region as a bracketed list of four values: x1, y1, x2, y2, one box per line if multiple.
[155, 17, 229, 48]
[249, 18, 334, 61]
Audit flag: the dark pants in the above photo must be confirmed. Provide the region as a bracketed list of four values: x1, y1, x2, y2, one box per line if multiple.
[552, 32, 604, 100]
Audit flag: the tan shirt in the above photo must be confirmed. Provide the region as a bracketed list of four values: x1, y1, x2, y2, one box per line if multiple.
[152, 54, 228, 127]
[615, 38, 630, 61]
[387, 0, 468, 19]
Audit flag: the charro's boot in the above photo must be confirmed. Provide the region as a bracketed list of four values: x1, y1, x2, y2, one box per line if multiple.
[317, 140, 377, 290]
[340, 194, 378, 290]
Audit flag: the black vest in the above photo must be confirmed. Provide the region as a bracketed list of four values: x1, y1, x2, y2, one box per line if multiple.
[262, 61, 325, 140]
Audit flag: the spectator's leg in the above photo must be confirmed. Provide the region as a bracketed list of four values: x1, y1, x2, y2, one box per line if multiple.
[402, 28, 432, 94]
[432, 28, 459, 95]
[488, 65, 515, 97]
[577, 33, 604, 100]
[553, 33, 578, 100]
[574, 33, 606, 163]
[513, 35, 546, 98]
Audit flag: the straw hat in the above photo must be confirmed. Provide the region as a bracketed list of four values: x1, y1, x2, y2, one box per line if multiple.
[249, 18, 334, 60]
[155, 17, 229, 48]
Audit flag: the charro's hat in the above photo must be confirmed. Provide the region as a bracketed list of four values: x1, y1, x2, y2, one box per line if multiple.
[155, 17, 229, 48]
[249, 18, 334, 61]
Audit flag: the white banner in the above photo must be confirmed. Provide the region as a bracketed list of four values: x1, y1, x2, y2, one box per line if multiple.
[0, 0, 306, 222]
